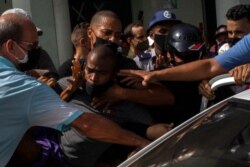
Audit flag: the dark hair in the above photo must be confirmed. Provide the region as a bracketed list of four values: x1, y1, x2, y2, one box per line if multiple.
[123, 22, 143, 39]
[226, 4, 250, 21]
[215, 24, 227, 37]
[89, 45, 118, 70]
[71, 22, 89, 47]
[0, 15, 23, 46]
[90, 10, 120, 27]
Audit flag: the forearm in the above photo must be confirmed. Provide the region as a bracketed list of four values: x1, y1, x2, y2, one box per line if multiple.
[122, 84, 174, 106]
[71, 113, 149, 148]
[152, 58, 227, 81]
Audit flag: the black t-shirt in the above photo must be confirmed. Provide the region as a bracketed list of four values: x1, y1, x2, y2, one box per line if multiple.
[19, 47, 58, 78]
[151, 81, 202, 126]
[57, 58, 73, 78]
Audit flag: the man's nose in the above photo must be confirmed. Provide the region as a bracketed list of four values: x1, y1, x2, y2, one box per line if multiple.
[90, 73, 98, 82]
[108, 35, 119, 44]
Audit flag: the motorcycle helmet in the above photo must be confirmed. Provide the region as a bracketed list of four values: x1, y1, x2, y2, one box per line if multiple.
[167, 23, 205, 62]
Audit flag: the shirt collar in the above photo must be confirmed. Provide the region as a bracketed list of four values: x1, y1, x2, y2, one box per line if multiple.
[0, 56, 16, 68]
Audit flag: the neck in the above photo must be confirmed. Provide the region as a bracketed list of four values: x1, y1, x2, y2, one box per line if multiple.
[74, 47, 88, 60]
[129, 47, 139, 57]
[0, 50, 19, 67]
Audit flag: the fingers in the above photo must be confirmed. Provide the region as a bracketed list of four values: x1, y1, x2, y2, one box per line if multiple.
[198, 80, 215, 100]
[91, 96, 107, 109]
[242, 64, 250, 82]
[26, 70, 40, 78]
[103, 102, 112, 113]
[230, 65, 249, 85]
[142, 73, 157, 87]
[235, 66, 243, 85]
[46, 78, 56, 87]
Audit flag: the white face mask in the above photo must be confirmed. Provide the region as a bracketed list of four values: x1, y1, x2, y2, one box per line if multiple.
[14, 42, 29, 64]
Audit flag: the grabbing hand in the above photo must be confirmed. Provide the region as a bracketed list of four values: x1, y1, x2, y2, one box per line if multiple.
[92, 84, 125, 110]
[229, 63, 250, 85]
[153, 53, 168, 70]
[198, 80, 215, 100]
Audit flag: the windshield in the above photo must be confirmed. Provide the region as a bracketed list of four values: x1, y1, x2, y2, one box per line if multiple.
[119, 99, 250, 167]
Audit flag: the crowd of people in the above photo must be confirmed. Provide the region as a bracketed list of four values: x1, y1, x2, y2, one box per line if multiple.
[0, 4, 250, 167]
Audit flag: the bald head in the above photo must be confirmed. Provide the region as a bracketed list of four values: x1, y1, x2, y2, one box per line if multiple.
[88, 10, 122, 45]
[90, 10, 121, 27]
[88, 45, 117, 69]
[0, 14, 37, 46]
[85, 45, 117, 86]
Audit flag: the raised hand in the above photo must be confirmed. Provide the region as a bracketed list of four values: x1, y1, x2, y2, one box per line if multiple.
[153, 54, 169, 70]
[60, 59, 84, 101]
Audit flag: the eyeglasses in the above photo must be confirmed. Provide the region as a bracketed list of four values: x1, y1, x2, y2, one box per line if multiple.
[19, 40, 39, 51]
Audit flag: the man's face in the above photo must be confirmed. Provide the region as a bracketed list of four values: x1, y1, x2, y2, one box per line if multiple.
[85, 53, 114, 86]
[227, 17, 250, 38]
[12, 22, 39, 65]
[89, 17, 122, 46]
[151, 22, 176, 36]
[130, 25, 147, 48]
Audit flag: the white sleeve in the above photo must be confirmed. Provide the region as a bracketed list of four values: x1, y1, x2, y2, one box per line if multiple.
[28, 84, 86, 131]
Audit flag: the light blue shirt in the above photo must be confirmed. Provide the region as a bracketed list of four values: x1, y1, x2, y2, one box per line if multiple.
[0, 56, 83, 166]
[215, 34, 250, 70]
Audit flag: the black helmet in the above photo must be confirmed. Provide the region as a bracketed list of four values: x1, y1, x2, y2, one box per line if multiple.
[167, 23, 205, 62]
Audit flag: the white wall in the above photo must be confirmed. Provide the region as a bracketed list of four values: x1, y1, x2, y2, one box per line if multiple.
[30, 0, 59, 68]
[131, 0, 203, 30]
[0, 0, 12, 14]
[31, 0, 72, 68]
[52, 0, 72, 67]
[8, 0, 72, 68]
[216, 0, 250, 26]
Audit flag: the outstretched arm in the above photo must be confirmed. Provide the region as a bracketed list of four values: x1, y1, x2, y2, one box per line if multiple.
[71, 112, 149, 148]
[152, 58, 226, 82]
[91, 83, 174, 109]
[120, 35, 250, 84]
[119, 58, 226, 86]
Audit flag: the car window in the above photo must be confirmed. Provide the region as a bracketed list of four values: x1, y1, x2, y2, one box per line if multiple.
[119, 99, 250, 167]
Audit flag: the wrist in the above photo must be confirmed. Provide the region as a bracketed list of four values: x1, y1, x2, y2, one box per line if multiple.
[152, 71, 160, 81]
[119, 87, 128, 101]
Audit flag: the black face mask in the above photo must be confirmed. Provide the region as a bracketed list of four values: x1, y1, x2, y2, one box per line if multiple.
[19, 47, 40, 71]
[154, 34, 168, 54]
[228, 38, 241, 47]
[85, 80, 113, 97]
[94, 36, 118, 51]
[136, 39, 149, 52]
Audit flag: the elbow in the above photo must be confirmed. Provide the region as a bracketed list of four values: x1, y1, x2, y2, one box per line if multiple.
[70, 113, 97, 137]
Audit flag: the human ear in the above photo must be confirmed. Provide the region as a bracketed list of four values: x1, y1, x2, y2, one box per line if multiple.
[5, 39, 16, 54]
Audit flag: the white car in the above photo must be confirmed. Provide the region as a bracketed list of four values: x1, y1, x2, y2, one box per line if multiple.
[119, 75, 250, 167]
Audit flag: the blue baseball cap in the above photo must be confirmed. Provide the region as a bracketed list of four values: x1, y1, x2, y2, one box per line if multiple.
[148, 10, 181, 32]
